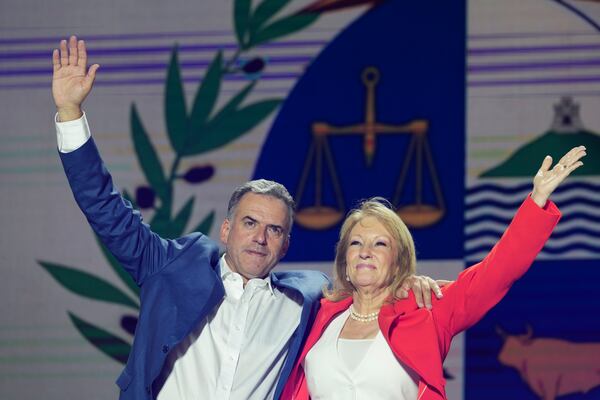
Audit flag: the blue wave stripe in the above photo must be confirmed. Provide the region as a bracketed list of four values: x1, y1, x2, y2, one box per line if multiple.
[529, 243, 600, 255]
[465, 226, 600, 242]
[466, 181, 600, 196]
[466, 211, 600, 225]
[465, 243, 600, 257]
[465, 197, 600, 211]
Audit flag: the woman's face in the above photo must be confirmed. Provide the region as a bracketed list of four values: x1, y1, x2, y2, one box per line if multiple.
[345, 216, 398, 291]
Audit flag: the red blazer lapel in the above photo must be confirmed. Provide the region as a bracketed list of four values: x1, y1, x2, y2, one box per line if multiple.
[379, 293, 446, 398]
[283, 297, 352, 399]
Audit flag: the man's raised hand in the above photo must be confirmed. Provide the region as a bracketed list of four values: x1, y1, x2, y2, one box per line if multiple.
[52, 36, 99, 122]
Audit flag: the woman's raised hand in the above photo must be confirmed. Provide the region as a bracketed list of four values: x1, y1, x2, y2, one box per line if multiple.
[531, 146, 586, 207]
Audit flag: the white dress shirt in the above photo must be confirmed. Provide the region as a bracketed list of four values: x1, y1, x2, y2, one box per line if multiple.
[304, 309, 419, 400]
[55, 114, 304, 399]
[156, 257, 302, 400]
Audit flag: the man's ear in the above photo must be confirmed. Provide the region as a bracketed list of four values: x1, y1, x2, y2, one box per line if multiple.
[220, 219, 231, 245]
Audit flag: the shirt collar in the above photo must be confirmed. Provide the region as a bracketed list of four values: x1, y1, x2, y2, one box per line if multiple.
[219, 255, 275, 295]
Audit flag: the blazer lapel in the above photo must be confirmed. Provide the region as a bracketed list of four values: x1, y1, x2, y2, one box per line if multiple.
[270, 273, 329, 400]
[379, 293, 446, 398]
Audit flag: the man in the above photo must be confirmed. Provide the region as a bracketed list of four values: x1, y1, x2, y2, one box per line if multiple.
[53, 36, 442, 399]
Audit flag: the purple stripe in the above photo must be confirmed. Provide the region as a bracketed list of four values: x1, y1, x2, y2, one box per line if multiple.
[469, 43, 600, 56]
[9, 74, 600, 90]
[0, 82, 291, 93]
[0, 73, 300, 90]
[469, 75, 600, 87]
[469, 58, 600, 73]
[0, 40, 326, 62]
[0, 30, 594, 46]
[0, 55, 314, 77]
[471, 89, 600, 99]
[6, 41, 597, 62]
[0, 31, 234, 46]
[468, 31, 595, 40]
[0, 29, 340, 46]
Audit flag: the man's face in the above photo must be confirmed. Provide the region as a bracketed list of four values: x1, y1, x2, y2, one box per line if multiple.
[220, 192, 290, 282]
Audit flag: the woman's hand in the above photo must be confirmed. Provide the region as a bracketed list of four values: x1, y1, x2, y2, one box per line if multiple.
[531, 146, 586, 207]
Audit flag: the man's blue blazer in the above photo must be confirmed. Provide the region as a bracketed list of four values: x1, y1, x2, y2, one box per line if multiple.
[60, 138, 329, 399]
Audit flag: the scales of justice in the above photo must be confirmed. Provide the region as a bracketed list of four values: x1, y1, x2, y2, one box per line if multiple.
[294, 67, 445, 230]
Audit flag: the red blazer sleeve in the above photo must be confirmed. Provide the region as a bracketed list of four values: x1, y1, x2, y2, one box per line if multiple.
[433, 196, 560, 342]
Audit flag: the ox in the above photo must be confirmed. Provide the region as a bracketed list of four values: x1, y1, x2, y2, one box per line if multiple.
[496, 325, 600, 400]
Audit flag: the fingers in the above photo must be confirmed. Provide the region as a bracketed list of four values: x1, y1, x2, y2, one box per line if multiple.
[435, 279, 453, 288]
[568, 146, 587, 165]
[558, 146, 585, 166]
[421, 279, 433, 309]
[428, 277, 444, 299]
[566, 160, 584, 173]
[555, 147, 586, 180]
[78, 39, 87, 67]
[556, 146, 586, 172]
[537, 155, 553, 177]
[56, 36, 84, 69]
[399, 276, 446, 309]
[396, 280, 410, 299]
[60, 39, 68, 67]
[409, 276, 433, 309]
[412, 278, 425, 308]
[68, 36, 78, 66]
[87, 63, 100, 83]
[52, 48, 60, 72]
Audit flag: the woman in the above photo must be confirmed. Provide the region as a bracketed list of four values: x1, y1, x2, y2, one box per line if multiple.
[282, 146, 586, 400]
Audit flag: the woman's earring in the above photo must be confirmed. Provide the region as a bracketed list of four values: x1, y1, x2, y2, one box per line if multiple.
[345, 275, 350, 281]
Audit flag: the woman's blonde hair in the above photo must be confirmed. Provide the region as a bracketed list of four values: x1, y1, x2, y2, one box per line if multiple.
[324, 197, 417, 301]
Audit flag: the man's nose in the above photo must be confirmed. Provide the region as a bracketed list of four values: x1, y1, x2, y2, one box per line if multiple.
[253, 227, 267, 245]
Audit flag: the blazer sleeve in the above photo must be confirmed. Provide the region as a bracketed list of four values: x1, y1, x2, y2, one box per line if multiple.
[432, 195, 561, 340]
[59, 137, 203, 286]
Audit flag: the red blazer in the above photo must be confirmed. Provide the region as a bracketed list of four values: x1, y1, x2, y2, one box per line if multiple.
[282, 197, 560, 400]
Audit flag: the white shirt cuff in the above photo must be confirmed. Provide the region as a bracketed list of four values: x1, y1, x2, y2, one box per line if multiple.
[55, 112, 91, 153]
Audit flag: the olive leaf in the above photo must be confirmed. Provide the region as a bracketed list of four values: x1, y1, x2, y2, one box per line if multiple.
[189, 51, 223, 136]
[39, 261, 139, 310]
[185, 98, 281, 156]
[69, 312, 131, 364]
[193, 210, 216, 235]
[94, 234, 140, 298]
[251, 0, 293, 33]
[234, 0, 253, 48]
[165, 46, 189, 153]
[131, 104, 168, 202]
[165, 197, 195, 238]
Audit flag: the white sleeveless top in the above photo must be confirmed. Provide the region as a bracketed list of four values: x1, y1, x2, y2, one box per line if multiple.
[304, 309, 419, 400]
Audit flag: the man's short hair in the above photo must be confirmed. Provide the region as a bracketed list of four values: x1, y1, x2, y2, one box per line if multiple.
[227, 179, 295, 234]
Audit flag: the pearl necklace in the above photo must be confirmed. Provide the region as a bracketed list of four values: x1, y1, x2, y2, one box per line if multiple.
[349, 305, 379, 323]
